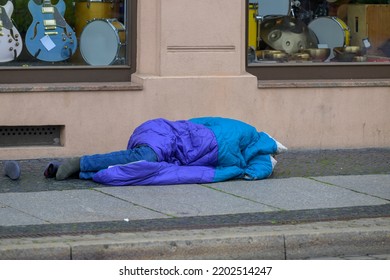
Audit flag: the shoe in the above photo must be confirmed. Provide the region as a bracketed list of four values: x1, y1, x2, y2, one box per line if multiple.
[4, 161, 21, 180]
[56, 157, 81, 180]
[44, 161, 61, 178]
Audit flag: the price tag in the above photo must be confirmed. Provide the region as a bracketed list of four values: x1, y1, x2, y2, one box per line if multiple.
[40, 35, 56, 51]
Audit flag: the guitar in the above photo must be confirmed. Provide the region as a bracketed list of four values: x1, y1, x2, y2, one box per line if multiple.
[25, 0, 77, 62]
[0, 1, 23, 62]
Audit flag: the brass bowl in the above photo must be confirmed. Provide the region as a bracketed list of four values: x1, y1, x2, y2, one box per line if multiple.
[333, 46, 363, 62]
[353, 56, 367, 62]
[290, 52, 311, 61]
[302, 48, 330, 61]
[342, 46, 362, 53]
[271, 52, 288, 61]
[261, 50, 288, 61]
[258, 50, 283, 59]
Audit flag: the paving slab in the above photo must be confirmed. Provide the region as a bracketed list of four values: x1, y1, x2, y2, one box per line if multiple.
[0, 189, 167, 226]
[96, 184, 277, 217]
[0, 202, 48, 226]
[206, 177, 389, 210]
[313, 175, 390, 200]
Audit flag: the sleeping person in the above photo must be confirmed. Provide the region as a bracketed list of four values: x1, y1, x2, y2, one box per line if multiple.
[45, 117, 287, 186]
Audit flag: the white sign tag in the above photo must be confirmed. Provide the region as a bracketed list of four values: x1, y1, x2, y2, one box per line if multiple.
[40, 35, 56, 51]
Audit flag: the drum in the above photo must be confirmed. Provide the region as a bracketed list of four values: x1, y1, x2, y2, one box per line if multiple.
[308, 17, 350, 59]
[257, 0, 291, 18]
[80, 19, 126, 65]
[248, 3, 258, 49]
[75, 0, 119, 38]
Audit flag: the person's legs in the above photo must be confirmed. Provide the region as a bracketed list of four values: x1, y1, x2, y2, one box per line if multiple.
[56, 145, 157, 180]
[80, 146, 157, 172]
[79, 146, 158, 179]
[79, 171, 96, 180]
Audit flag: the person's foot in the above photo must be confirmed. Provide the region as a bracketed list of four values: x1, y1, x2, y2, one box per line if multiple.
[56, 157, 81, 180]
[4, 161, 21, 180]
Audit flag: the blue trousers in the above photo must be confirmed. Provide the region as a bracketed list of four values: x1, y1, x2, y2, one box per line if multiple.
[79, 145, 158, 179]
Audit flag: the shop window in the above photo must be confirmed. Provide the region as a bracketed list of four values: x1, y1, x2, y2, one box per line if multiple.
[0, 0, 136, 83]
[246, 0, 390, 80]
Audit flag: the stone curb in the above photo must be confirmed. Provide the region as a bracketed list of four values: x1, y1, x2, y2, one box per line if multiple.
[1, 217, 389, 260]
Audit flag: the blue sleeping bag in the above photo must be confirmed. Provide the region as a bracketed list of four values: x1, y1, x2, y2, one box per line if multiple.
[92, 117, 278, 185]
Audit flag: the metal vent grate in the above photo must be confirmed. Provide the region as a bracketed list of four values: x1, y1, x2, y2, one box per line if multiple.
[0, 126, 62, 147]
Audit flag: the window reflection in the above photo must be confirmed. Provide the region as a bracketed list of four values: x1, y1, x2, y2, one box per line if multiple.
[248, 0, 390, 64]
[0, 0, 126, 66]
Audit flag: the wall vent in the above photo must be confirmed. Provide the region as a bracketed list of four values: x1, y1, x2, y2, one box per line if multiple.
[0, 126, 62, 147]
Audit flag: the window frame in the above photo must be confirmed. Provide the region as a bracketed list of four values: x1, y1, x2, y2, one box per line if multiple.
[245, 0, 390, 81]
[0, 0, 137, 84]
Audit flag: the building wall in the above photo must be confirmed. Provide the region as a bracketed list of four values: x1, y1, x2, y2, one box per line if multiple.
[0, 0, 389, 160]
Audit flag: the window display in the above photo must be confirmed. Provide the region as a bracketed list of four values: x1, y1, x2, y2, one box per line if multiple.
[247, 0, 390, 64]
[0, 0, 126, 66]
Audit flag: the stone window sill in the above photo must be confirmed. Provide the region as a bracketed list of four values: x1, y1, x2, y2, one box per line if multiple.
[258, 79, 390, 89]
[0, 82, 143, 93]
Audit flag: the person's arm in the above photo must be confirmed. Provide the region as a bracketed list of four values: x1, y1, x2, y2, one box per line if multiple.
[244, 154, 275, 180]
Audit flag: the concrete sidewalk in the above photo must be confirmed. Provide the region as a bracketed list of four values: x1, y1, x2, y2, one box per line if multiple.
[0, 149, 389, 259]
